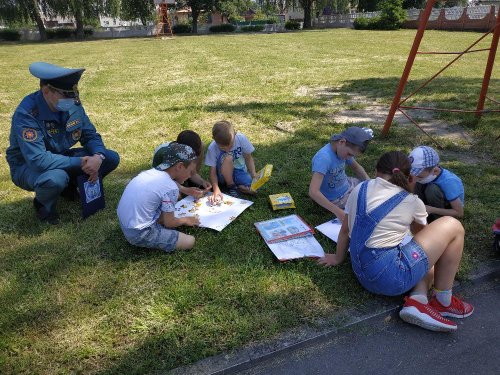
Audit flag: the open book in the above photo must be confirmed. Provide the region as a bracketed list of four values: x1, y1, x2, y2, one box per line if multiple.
[255, 214, 324, 261]
[255, 214, 314, 243]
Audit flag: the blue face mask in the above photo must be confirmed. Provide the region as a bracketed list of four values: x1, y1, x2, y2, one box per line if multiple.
[55, 98, 78, 112]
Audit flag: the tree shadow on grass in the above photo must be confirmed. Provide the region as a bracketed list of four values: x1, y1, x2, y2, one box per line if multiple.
[159, 99, 328, 124]
[1, 75, 498, 373]
[339, 77, 500, 122]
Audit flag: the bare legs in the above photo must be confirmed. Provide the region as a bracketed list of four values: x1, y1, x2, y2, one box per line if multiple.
[412, 216, 465, 293]
[220, 154, 255, 195]
[176, 232, 195, 250]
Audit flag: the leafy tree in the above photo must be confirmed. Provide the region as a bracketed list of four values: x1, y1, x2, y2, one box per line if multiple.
[120, 0, 155, 25]
[402, 0, 426, 8]
[357, 0, 380, 12]
[377, 0, 405, 29]
[0, 0, 49, 40]
[48, 0, 119, 39]
[175, 0, 216, 33]
[217, 0, 253, 22]
[436, 0, 467, 7]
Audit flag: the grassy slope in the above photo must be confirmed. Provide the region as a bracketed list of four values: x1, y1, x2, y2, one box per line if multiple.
[0, 29, 498, 374]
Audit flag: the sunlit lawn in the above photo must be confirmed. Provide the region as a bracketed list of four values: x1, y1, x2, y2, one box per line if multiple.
[0, 29, 498, 374]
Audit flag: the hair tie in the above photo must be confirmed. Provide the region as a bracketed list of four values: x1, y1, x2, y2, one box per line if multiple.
[392, 168, 400, 174]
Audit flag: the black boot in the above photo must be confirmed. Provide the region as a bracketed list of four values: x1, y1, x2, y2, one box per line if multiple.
[60, 181, 79, 201]
[33, 198, 59, 225]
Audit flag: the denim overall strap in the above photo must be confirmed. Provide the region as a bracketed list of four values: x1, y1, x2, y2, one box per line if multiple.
[368, 189, 409, 224]
[350, 181, 408, 269]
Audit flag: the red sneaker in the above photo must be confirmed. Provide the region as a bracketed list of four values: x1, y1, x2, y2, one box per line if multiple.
[429, 295, 474, 319]
[399, 297, 457, 332]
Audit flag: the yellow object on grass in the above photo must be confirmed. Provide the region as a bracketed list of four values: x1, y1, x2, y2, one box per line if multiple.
[250, 164, 273, 191]
[269, 193, 296, 210]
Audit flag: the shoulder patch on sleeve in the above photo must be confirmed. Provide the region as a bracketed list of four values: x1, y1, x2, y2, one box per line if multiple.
[22, 128, 38, 142]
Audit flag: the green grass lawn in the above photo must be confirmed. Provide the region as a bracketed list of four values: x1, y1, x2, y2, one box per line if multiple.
[0, 29, 499, 374]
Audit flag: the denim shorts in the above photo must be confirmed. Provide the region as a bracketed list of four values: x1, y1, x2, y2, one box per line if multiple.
[216, 152, 252, 187]
[352, 239, 429, 296]
[121, 222, 179, 253]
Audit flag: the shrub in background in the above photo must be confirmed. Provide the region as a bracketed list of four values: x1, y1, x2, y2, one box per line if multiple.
[46, 27, 74, 39]
[241, 25, 265, 32]
[46, 27, 93, 39]
[353, 0, 406, 30]
[353, 16, 374, 30]
[0, 29, 21, 41]
[209, 24, 236, 33]
[172, 23, 192, 34]
[377, 0, 406, 30]
[285, 20, 301, 30]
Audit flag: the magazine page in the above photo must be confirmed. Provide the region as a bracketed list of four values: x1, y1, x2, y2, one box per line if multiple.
[255, 214, 314, 243]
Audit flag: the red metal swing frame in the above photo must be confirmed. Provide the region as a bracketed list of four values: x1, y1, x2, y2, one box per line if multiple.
[383, 0, 500, 147]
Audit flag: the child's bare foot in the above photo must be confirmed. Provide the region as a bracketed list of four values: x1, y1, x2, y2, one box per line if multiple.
[238, 185, 256, 195]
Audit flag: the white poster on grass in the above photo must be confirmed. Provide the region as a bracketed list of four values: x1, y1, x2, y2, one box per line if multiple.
[174, 193, 253, 232]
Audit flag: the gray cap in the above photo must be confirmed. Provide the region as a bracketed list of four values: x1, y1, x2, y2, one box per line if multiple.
[331, 127, 373, 152]
[152, 142, 197, 171]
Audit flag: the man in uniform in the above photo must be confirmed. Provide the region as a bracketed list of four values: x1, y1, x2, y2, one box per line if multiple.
[6, 62, 120, 224]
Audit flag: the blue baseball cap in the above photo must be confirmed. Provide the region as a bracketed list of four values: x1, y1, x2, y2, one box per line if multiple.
[409, 146, 440, 176]
[331, 126, 374, 152]
[29, 62, 85, 95]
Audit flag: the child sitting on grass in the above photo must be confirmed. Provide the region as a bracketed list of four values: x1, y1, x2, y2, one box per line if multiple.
[117, 142, 200, 252]
[175, 130, 212, 198]
[309, 127, 373, 222]
[318, 151, 473, 332]
[409, 145, 464, 222]
[205, 120, 257, 203]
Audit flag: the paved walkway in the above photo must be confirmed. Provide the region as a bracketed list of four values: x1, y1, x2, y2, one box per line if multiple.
[237, 278, 500, 375]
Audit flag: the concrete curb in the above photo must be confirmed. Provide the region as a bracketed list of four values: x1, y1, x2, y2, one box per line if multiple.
[169, 259, 500, 375]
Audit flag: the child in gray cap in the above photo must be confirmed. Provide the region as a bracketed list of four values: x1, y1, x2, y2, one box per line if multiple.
[309, 127, 373, 221]
[117, 142, 200, 252]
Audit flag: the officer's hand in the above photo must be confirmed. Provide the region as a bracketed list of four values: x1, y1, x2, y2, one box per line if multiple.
[81, 155, 102, 175]
[88, 172, 98, 183]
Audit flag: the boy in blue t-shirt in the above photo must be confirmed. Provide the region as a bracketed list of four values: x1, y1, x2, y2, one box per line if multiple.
[409, 145, 464, 222]
[309, 127, 373, 221]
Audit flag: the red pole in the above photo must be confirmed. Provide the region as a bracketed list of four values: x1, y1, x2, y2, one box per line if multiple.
[476, 6, 500, 117]
[382, 0, 436, 137]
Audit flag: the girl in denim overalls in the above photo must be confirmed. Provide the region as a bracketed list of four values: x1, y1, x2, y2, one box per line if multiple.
[318, 151, 474, 332]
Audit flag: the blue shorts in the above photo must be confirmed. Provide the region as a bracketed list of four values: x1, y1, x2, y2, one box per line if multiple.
[121, 222, 179, 253]
[352, 239, 429, 296]
[216, 152, 252, 187]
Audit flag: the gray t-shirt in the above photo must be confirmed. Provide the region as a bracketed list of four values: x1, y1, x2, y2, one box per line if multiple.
[205, 132, 254, 171]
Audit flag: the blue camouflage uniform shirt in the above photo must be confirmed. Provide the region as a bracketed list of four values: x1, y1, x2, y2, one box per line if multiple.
[6, 90, 106, 173]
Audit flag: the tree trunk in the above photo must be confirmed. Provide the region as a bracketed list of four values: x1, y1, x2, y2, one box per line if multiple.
[303, 1, 312, 29]
[75, 8, 84, 39]
[30, 0, 47, 41]
[191, 8, 199, 34]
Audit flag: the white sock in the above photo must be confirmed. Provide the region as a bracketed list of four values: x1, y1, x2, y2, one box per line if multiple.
[434, 289, 452, 307]
[409, 293, 428, 304]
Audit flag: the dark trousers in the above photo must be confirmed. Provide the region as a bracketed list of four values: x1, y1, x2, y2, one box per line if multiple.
[414, 182, 450, 223]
